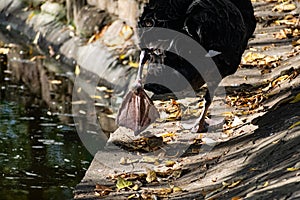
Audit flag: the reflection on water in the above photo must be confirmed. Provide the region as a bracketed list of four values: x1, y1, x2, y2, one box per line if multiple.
[0, 63, 92, 200]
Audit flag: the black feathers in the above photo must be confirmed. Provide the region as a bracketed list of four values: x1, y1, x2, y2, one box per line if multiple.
[116, 0, 256, 134]
[139, 0, 256, 94]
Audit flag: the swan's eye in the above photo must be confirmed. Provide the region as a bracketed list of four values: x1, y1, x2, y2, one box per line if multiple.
[144, 18, 154, 27]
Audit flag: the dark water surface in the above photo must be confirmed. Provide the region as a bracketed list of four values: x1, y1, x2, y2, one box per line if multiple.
[0, 76, 92, 200]
[0, 30, 93, 199]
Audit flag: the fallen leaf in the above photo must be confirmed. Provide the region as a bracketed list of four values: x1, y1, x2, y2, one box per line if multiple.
[90, 95, 102, 100]
[144, 187, 173, 195]
[222, 180, 242, 188]
[75, 65, 80, 76]
[172, 186, 183, 192]
[289, 93, 300, 104]
[119, 157, 139, 165]
[171, 169, 182, 179]
[141, 156, 159, 164]
[161, 132, 177, 142]
[94, 184, 113, 196]
[132, 184, 140, 191]
[287, 167, 299, 171]
[165, 160, 176, 167]
[241, 52, 281, 69]
[274, 15, 298, 26]
[288, 121, 300, 129]
[274, 28, 300, 40]
[146, 168, 157, 183]
[128, 61, 139, 68]
[165, 99, 182, 121]
[272, 3, 296, 12]
[127, 194, 137, 199]
[116, 177, 133, 190]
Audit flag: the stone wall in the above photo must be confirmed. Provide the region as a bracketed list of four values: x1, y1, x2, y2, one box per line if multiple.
[86, 0, 144, 27]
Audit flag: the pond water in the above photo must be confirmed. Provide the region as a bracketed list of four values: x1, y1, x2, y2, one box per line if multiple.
[0, 40, 93, 200]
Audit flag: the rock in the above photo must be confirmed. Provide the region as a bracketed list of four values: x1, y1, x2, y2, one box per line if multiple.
[117, 0, 139, 27]
[75, 6, 111, 38]
[40, 1, 65, 19]
[86, 0, 141, 27]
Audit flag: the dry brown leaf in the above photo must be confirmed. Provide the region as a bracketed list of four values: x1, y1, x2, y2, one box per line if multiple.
[144, 187, 173, 195]
[274, 28, 300, 39]
[232, 197, 242, 200]
[242, 52, 281, 69]
[274, 15, 298, 26]
[94, 184, 113, 196]
[272, 3, 296, 12]
[146, 168, 157, 183]
[274, 29, 288, 39]
[165, 99, 182, 121]
[160, 132, 177, 142]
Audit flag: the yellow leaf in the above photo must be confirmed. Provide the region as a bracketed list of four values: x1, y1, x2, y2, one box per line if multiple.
[27, 11, 36, 21]
[132, 184, 140, 191]
[172, 186, 183, 192]
[119, 54, 126, 60]
[287, 167, 299, 171]
[288, 121, 300, 129]
[75, 65, 80, 76]
[289, 93, 300, 104]
[222, 181, 230, 186]
[127, 194, 136, 199]
[171, 169, 182, 179]
[228, 180, 242, 188]
[161, 132, 177, 138]
[146, 168, 157, 183]
[165, 160, 176, 167]
[263, 181, 269, 187]
[90, 95, 102, 100]
[128, 61, 139, 68]
[116, 177, 133, 190]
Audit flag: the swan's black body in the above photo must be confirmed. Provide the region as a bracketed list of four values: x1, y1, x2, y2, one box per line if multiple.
[116, 0, 256, 133]
[139, 0, 256, 94]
